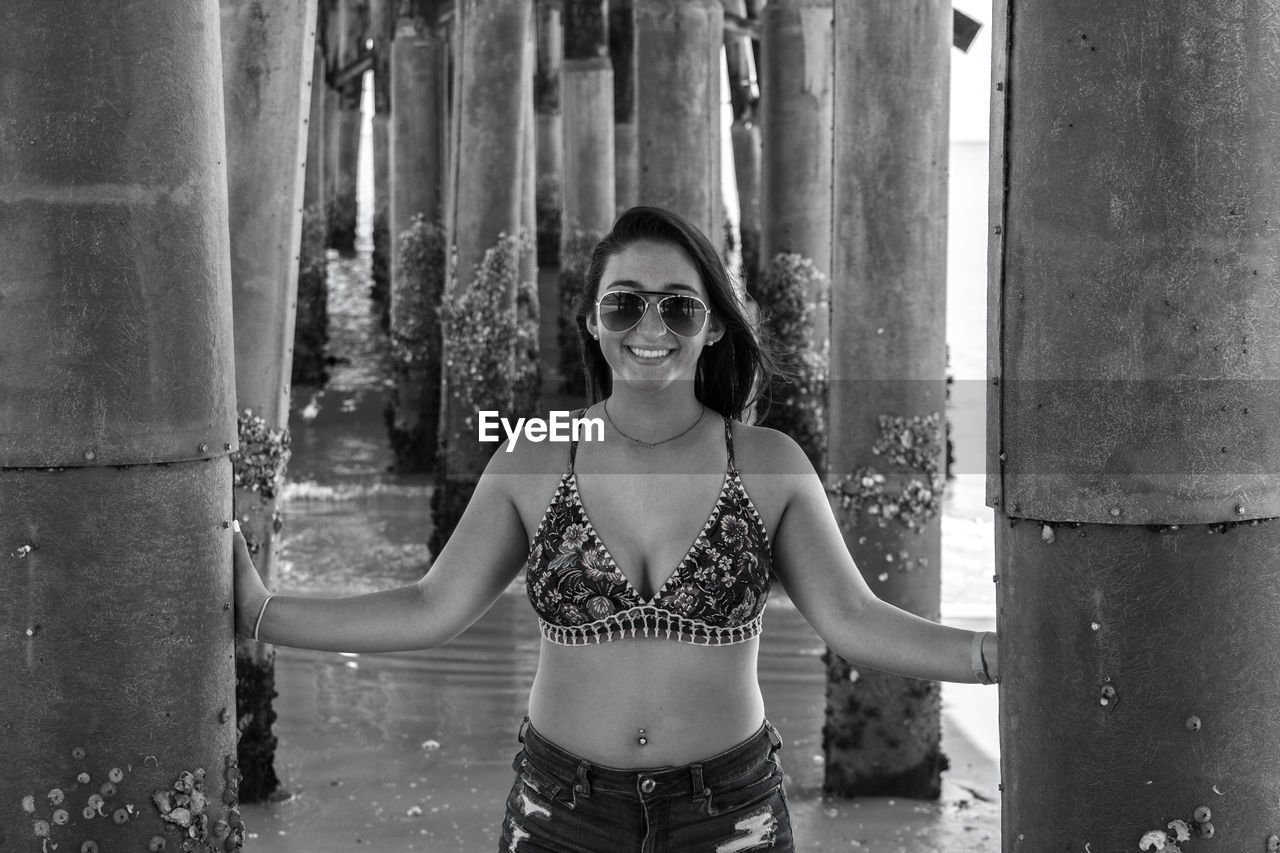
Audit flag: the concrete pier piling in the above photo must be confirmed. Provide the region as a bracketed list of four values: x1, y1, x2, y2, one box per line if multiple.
[0, 0, 242, 845]
[609, 0, 638, 216]
[386, 8, 448, 473]
[723, 0, 761, 284]
[219, 0, 318, 803]
[434, 0, 534, 551]
[825, 0, 951, 798]
[634, 0, 723, 241]
[562, 0, 616, 237]
[992, 3, 1280, 849]
[760, 0, 833, 317]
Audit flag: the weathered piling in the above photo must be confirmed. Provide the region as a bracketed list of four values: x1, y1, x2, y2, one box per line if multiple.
[219, 0, 317, 803]
[294, 37, 331, 389]
[992, 3, 1280, 849]
[369, 0, 395, 310]
[534, 0, 563, 265]
[634, 0, 723, 241]
[609, 0, 637, 216]
[519, 21, 542, 418]
[319, 0, 339, 212]
[330, 0, 365, 253]
[293, 203, 331, 388]
[559, 0, 614, 399]
[322, 0, 342, 222]
[332, 111, 363, 254]
[304, 42, 328, 216]
[294, 18, 332, 389]
[389, 11, 447, 252]
[723, 0, 761, 284]
[434, 0, 534, 553]
[387, 9, 448, 472]
[757, 0, 832, 472]
[370, 0, 393, 212]
[0, 0, 242, 847]
[760, 0, 832, 317]
[562, 0, 615, 236]
[323, 79, 342, 220]
[825, 0, 950, 797]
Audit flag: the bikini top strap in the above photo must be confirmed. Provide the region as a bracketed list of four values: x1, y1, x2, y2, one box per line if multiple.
[723, 417, 738, 473]
[567, 408, 587, 474]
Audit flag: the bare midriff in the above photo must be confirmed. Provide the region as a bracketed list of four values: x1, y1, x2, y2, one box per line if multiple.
[528, 635, 765, 767]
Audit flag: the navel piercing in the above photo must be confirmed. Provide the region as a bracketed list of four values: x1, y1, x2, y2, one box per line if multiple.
[637, 728, 648, 746]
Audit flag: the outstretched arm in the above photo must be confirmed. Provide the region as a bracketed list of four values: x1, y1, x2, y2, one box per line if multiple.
[233, 446, 531, 653]
[767, 436, 999, 684]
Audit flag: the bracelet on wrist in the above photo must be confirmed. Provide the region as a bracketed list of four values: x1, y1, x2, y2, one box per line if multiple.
[971, 630, 997, 684]
[253, 594, 275, 642]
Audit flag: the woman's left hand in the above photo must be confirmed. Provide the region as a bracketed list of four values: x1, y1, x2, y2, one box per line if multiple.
[232, 523, 270, 637]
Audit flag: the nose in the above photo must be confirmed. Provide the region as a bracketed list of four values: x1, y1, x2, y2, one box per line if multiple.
[635, 296, 668, 337]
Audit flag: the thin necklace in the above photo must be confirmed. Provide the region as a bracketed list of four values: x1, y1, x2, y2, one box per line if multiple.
[603, 401, 706, 449]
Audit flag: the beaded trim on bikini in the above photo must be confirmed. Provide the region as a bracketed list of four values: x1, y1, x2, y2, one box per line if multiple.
[538, 606, 765, 646]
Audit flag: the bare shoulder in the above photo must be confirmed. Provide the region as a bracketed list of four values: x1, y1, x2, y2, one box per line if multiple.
[729, 422, 823, 533]
[730, 421, 819, 476]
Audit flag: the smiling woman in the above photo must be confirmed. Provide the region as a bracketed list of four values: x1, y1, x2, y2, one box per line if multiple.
[574, 207, 767, 418]
[232, 205, 999, 853]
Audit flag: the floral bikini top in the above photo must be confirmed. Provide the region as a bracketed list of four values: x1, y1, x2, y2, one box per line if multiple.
[524, 416, 773, 646]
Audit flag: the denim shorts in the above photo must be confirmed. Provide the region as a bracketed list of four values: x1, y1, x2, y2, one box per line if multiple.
[499, 717, 794, 853]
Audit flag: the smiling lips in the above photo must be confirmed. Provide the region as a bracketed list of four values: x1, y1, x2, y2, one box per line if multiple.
[626, 346, 674, 360]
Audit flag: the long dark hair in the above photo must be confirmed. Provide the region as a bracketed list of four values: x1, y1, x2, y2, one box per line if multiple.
[573, 206, 779, 421]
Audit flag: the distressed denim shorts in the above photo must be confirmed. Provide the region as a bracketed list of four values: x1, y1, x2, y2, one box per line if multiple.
[499, 717, 794, 853]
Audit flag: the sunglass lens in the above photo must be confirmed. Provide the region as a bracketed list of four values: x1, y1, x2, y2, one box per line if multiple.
[659, 296, 707, 336]
[598, 292, 646, 331]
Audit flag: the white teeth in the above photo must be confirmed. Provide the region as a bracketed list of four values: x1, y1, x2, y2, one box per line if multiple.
[628, 346, 671, 359]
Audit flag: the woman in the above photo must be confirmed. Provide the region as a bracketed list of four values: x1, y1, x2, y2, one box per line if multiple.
[233, 206, 999, 852]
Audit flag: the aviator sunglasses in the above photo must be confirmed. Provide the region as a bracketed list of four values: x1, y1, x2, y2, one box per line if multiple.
[595, 290, 711, 337]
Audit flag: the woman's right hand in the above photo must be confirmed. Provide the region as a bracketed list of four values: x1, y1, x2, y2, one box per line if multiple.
[232, 521, 271, 638]
[219, 437, 536, 653]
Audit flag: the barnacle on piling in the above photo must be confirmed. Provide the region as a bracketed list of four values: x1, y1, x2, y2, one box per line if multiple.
[151, 766, 245, 851]
[829, 413, 945, 532]
[391, 215, 448, 370]
[757, 252, 830, 471]
[230, 410, 290, 503]
[441, 230, 540, 436]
